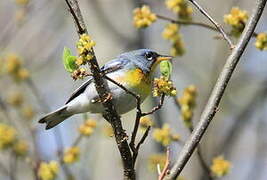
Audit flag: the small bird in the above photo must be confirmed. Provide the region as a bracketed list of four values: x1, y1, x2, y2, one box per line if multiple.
[39, 49, 172, 130]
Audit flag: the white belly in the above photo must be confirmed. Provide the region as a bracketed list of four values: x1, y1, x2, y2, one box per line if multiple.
[66, 78, 150, 115]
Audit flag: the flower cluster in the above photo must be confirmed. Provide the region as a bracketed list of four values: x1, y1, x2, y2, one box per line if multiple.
[224, 7, 248, 37]
[165, 0, 193, 20]
[3, 54, 30, 81]
[63, 146, 80, 164]
[210, 156, 231, 177]
[67, 34, 96, 80]
[0, 123, 17, 149]
[139, 116, 154, 130]
[153, 76, 177, 97]
[76, 34, 95, 65]
[38, 161, 59, 180]
[178, 85, 197, 128]
[255, 33, 267, 51]
[0, 123, 29, 157]
[148, 153, 166, 171]
[133, 5, 157, 28]
[162, 23, 185, 56]
[13, 140, 29, 157]
[79, 119, 97, 136]
[152, 124, 180, 146]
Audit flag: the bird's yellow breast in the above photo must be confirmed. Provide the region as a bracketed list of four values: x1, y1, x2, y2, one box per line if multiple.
[116, 68, 151, 95]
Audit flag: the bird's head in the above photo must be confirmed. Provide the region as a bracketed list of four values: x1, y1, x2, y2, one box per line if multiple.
[119, 49, 173, 74]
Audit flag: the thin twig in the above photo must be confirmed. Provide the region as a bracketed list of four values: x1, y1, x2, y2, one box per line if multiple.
[157, 14, 217, 32]
[166, 0, 267, 179]
[132, 126, 151, 163]
[142, 95, 165, 116]
[187, 0, 234, 49]
[64, 1, 135, 179]
[158, 147, 170, 180]
[157, 15, 259, 39]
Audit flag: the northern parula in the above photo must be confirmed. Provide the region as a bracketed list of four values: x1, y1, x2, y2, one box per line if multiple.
[39, 49, 172, 129]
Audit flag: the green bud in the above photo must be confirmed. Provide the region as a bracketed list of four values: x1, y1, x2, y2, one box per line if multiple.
[160, 60, 172, 79]
[62, 47, 78, 73]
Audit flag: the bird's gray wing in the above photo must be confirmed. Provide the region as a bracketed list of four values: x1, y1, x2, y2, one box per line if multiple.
[65, 58, 129, 104]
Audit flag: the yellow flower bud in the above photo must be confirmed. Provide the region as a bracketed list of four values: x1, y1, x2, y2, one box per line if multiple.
[165, 0, 192, 20]
[0, 123, 17, 149]
[38, 161, 59, 180]
[140, 116, 154, 128]
[63, 146, 80, 164]
[211, 156, 231, 177]
[224, 7, 248, 37]
[17, 68, 30, 80]
[153, 76, 177, 97]
[255, 32, 267, 51]
[153, 124, 179, 146]
[13, 140, 28, 156]
[79, 119, 97, 136]
[133, 5, 157, 28]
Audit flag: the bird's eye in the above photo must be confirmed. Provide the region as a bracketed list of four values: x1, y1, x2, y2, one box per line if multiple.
[145, 52, 154, 61]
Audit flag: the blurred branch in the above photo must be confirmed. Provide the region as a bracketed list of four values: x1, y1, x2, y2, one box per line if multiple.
[0, 161, 8, 176]
[9, 154, 17, 180]
[246, 117, 267, 180]
[166, 0, 267, 179]
[64, 0, 135, 179]
[218, 82, 267, 155]
[0, 97, 13, 123]
[187, 0, 234, 48]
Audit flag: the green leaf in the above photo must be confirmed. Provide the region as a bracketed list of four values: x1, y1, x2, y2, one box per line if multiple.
[160, 60, 172, 79]
[62, 47, 78, 73]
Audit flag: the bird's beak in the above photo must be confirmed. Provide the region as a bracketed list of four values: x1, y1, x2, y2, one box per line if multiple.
[156, 55, 173, 62]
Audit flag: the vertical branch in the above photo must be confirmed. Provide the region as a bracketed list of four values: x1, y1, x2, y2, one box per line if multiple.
[64, 0, 135, 179]
[167, 0, 267, 179]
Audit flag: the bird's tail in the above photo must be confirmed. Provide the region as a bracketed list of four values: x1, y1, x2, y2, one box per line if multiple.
[39, 106, 72, 130]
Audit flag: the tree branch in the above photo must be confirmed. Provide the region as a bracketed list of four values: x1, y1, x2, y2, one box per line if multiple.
[64, 0, 135, 179]
[158, 147, 170, 180]
[166, 0, 267, 179]
[156, 15, 259, 38]
[187, 0, 234, 49]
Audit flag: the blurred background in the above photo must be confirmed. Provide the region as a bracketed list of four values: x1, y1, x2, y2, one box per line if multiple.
[0, 0, 267, 180]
